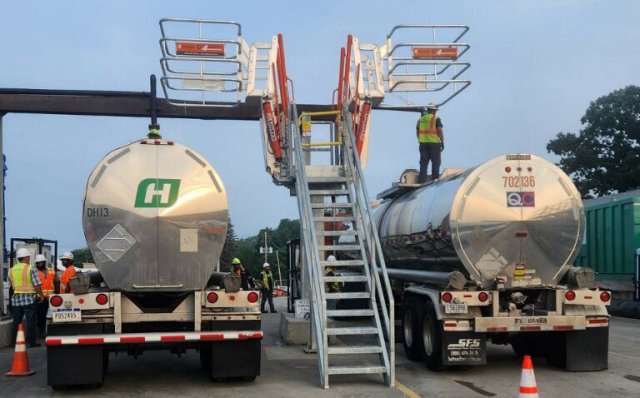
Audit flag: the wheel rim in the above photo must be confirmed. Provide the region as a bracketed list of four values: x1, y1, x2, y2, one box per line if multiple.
[403, 309, 413, 347]
[422, 315, 434, 356]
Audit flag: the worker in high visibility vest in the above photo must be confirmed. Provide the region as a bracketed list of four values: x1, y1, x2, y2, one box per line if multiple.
[9, 248, 44, 347]
[325, 255, 341, 311]
[231, 257, 249, 290]
[259, 263, 276, 313]
[35, 254, 54, 338]
[59, 251, 76, 293]
[416, 103, 444, 183]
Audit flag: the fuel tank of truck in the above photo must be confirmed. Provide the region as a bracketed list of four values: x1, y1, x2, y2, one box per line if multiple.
[374, 154, 584, 289]
[82, 138, 228, 292]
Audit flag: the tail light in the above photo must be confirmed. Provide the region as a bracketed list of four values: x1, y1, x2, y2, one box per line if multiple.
[565, 290, 576, 301]
[95, 293, 109, 305]
[206, 292, 219, 304]
[600, 291, 611, 302]
[442, 292, 453, 303]
[478, 292, 489, 302]
[247, 292, 259, 303]
[50, 295, 63, 307]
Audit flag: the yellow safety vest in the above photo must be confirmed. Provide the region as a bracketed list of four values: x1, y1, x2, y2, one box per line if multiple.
[10, 263, 36, 294]
[260, 271, 272, 289]
[417, 114, 440, 143]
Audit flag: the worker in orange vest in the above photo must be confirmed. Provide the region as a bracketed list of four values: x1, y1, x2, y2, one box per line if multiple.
[59, 251, 76, 293]
[416, 103, 444, 183]
[35, 254, 54, 337]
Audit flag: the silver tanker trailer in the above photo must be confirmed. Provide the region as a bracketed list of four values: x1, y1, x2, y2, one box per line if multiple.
[373, 154, 610, 371]
[45, 138, 262, 388]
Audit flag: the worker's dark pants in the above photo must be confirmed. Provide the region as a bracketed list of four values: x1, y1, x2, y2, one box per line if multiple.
[36, 298, 49, 337]
[11, 303, 37, 346]
[419, 143, 441, 180]
[261, 289, 276, 312]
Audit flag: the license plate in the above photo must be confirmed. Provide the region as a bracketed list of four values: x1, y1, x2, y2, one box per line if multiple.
[445, 303, 468, 314]
[52, 309, 81, 323]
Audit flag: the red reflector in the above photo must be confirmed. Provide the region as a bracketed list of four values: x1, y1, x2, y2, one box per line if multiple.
[463, 294, 472, 298]
[200, 334, 224, 341]
[161, 335, 185, 342]
[50, 295, 63, 307]
[207, 292, 219, 304]
[443, 322, 457, 328]
[478, 292, 489, 302]
[229, 295, 236, 301]
[584, 295, 593, 299]
[442, 292, 453, 303]
[520, 326, 541, 332]
[238, 332, 262, 340]
[78, 338, 104, 345]
[565, 290, 576, 301]
[167, 141, 174, 145]
[120, 336, 145, 343]
[78, 298, 85, 304]
[488, 327, 508, 332]
[247, 292, 259, 303]
[46, 339, 62, 346]
[96, 293, 109, 305]
[141, 140, 148, 144]
[600, 291, 611, 302]
[515, 232, 528, 238]
[553, 326, 574, 331]
[588, 318, 608, 324]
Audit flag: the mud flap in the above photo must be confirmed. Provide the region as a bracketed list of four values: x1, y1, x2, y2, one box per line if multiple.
[442, 332, 487, 366]
[563, 327, 609, 371]
[207, 339, 261, 379]
[48, 345, 105, 387]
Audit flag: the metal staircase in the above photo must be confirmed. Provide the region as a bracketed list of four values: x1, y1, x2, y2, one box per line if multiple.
[286, 104, 395, 388]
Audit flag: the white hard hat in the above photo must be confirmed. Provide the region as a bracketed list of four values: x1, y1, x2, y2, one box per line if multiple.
[263, 263, 271, 269]
[16, 248, 30, 259]
[35, 254, 47, 263]
[327, 255, 337, 262]
[426, 103, 439, 110]
[60, 251, 74, 260]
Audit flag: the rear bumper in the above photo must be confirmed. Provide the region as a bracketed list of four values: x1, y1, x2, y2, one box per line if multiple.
[46, 330, 263, 346]
[443, 315, 609, 332]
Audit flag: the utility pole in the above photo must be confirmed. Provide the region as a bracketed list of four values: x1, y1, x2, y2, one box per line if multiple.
[263, 231, 268, 263]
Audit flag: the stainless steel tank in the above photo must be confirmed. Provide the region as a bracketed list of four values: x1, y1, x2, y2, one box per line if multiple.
[83, 139, 228, 292]
[375, 154, 584, 289]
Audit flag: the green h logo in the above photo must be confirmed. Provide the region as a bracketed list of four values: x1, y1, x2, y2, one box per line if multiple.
[135, 179, 181, 208]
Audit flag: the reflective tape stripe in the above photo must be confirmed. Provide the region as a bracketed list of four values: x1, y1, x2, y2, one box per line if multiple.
[45, 331, 263, 346]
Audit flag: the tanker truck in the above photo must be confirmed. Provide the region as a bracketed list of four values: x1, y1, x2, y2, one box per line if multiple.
[45, 138, 262, 388]
[373, 154, 610, 371]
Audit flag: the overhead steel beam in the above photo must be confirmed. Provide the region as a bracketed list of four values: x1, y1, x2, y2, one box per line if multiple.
[0, 88, 335, 121]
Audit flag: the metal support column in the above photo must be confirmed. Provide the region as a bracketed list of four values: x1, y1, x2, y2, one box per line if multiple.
[0, 114, 4, 316]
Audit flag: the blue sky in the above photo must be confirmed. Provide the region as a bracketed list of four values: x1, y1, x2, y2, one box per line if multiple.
[1, 0, 639, 253]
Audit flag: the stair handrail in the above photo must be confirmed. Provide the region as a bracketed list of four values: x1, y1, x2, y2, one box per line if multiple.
[288, 103, 329, 387]
[340, 103, 395, 386]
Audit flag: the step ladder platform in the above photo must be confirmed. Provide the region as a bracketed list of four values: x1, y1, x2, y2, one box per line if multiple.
[323, 275, 368, 283]
[327, 326, 379, 335]
[327, 345, 383, 355]
[321, 260, 365, 267]
[325, 292, 370, 299]
[327, 309, 375, 317]
[327, 365, 388, 375]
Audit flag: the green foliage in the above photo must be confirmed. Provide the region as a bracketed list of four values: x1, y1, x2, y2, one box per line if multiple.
[71, 247, 94, 267]
[547, 85, 640, 198]
[219, 216, 237, 272]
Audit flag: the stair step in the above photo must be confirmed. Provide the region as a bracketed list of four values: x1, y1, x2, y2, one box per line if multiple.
[327, 326, 379, 335]
[307, 176, 348, 183]
[327, 345, 383, 355]
[321, 260, 365, 267]
[316, 230, 358, 237]
[327, 365, 387, 375]
[314, 216, 356, 222]
[311, 203, 353, 209]
[323, 275, 368, 283]
[318, 244, 360, 251]
[326, 292, 370, 299]
[326, 309, 375, 317]
[309, 189, 350, 196]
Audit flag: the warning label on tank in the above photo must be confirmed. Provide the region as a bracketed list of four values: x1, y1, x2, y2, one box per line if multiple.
[97, 224, 136, 262]
[506, 191, 535, 207]
[443, 333, 486, 366]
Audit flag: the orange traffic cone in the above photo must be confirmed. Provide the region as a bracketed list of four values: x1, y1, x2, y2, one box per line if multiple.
[5, 323, 35, 377]
[518, 355, 539, 397]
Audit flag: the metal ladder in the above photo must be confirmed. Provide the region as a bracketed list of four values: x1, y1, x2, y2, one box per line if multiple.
[287, 104, 395, 389]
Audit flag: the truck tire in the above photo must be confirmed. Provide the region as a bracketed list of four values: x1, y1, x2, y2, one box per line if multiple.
[420, 300, 445, 371]
[402, 297, 425, 361]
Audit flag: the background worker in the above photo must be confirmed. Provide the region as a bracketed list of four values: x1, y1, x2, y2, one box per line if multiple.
[9, 248, 43, 347]
[325, 255, 340, 311]
[231, 257, 250, 290]
[59, 251, 76, 293]
[416, 103, 444, 183]
[259, 263, 276, 313]
[35, 254, 54, 338]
